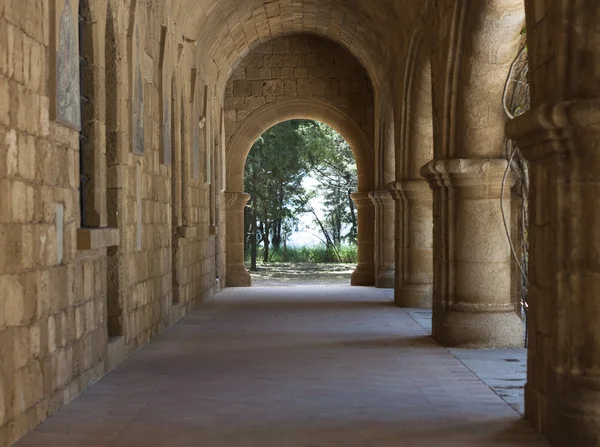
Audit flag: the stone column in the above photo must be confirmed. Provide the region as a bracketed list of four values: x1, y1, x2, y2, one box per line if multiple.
[225, 191, 251, 287]
[369, 190, 395, 288]
[508, 101, 600, 447]
[421, 159, 523, 347]
[389, 180, 433, 308]
[505, 3, 600, 444]
[350, 192, 375, 286]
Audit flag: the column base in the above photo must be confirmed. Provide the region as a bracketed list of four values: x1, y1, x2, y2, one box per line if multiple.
[226, 266, 252, 287]
[526, 376, 600, 447]
[433, 309, 524, 348]
[376, 268, 395, 288]
[351, 264, 375, 286]
[395, 284, 432, 308]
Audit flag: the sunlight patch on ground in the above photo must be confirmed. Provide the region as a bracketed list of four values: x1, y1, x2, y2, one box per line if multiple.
[248, 262, 355, 286]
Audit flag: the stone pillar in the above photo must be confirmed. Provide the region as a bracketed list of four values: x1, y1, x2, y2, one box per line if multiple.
[225, 191, 251, 287]
[389, 180, 433, 308]
[350, 192, 375, 286]
[421, 159, 523, 347]
[369, 190, 395, 288]
[505, 2, 600, 444]
[508, 101, 600, 447]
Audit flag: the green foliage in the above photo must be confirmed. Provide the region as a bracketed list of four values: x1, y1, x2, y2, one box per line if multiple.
[298, 122, 358, 245]
[244, 119, 359, 267]
[253, 244, 358, 264]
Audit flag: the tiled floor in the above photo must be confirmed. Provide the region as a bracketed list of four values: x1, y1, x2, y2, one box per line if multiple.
[15, 286, 548, 447]
[402, 307, 527, 415]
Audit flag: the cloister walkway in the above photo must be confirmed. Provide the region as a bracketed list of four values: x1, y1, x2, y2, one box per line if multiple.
[15, 286, 548, 447]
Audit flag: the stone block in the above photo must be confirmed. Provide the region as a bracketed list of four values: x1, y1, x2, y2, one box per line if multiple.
[1, 274, 24, 327]
[263, 79, 284, 96]
[0, 179, 10, 223]
[12, 326, 30, 370]
[0, 75, 9, 125]
[5, 128, 17, 176]
[18, 133, 36, 180]
[293, 67, 307, 78]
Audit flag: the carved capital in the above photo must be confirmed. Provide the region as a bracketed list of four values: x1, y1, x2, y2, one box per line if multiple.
[388, 180, 431, 201]
[505, 99, 600, 161]
[368, 189, 394, 207]
[350, 191, 373, 208]
[420, 158, 515, 190]
[225, 191, 251, 210]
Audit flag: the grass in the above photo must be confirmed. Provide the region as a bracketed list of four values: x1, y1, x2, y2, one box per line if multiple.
[249, 243, 358, 264]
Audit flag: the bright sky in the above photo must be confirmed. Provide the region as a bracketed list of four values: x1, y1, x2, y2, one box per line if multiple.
[288, 174, 324, 247]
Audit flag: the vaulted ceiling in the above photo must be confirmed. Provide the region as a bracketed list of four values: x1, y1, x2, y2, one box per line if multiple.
[170, 0, 427, 94]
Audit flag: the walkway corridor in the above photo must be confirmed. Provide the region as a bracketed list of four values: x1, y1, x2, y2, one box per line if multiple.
[15, 287, 548, 447]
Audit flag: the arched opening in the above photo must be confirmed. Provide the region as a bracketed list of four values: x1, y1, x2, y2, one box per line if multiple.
[243, 120, 359, 285]
[224, 99, 375, 288]
[105, 4, 123, 337]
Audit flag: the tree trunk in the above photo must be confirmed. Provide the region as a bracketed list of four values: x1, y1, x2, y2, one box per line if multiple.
[348, 188, 357, 244]
[262, 222, 270, 263]
[250, 201, 258, 271]
[244, 204, 251, 261]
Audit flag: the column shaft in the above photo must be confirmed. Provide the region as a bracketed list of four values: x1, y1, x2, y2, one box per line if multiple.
[225, 192, 251, 287]
[369, 190, 395, 288]
[389, 180, 433, 308]
[421, 159, 523, 347]
[350, 192, 375, 286]
[507, 99, 600, 447]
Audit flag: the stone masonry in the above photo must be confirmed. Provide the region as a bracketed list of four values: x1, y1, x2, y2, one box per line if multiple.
[2, 1, 600, 446]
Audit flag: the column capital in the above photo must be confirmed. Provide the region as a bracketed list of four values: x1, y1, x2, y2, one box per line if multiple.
[350, 191, 374, 208]
[225, 191, 251, 210]
[420, 158, 515, 190]
[506, 99, 600, 161]
[368, 189, 394, 206]
[387, 180, 431, 201]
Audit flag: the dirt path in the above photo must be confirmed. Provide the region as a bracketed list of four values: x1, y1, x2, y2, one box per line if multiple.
[248, 262, 355, 286]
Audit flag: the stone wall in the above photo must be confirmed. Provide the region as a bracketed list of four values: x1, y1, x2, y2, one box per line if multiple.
[224, 35, 374, 148]
[0, 1, 224, 445]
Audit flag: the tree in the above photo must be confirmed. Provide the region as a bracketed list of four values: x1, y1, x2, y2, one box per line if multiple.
[299, 122, 358, 246]
[244, 120, 316, 267]
[244, 120, 359, 267]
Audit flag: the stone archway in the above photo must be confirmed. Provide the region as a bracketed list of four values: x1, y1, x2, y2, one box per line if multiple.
[224, 99, 375, 287]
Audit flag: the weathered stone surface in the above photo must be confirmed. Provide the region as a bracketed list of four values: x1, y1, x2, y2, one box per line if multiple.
[1, 1, 597, 447]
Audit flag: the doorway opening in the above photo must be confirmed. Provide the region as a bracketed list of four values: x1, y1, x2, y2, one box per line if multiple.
[244, 120, 359, 286]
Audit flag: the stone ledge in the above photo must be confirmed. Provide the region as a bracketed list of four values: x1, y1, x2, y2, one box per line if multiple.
[77, 228, 119, 250]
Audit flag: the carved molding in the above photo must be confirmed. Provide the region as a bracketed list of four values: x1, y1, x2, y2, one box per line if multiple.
[505, 99, 600, 160]
[350, 191, 373, 208]
[420, 158, 515, 189]
[388, 180, 431, 201]
[224, 191, 250, 210]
